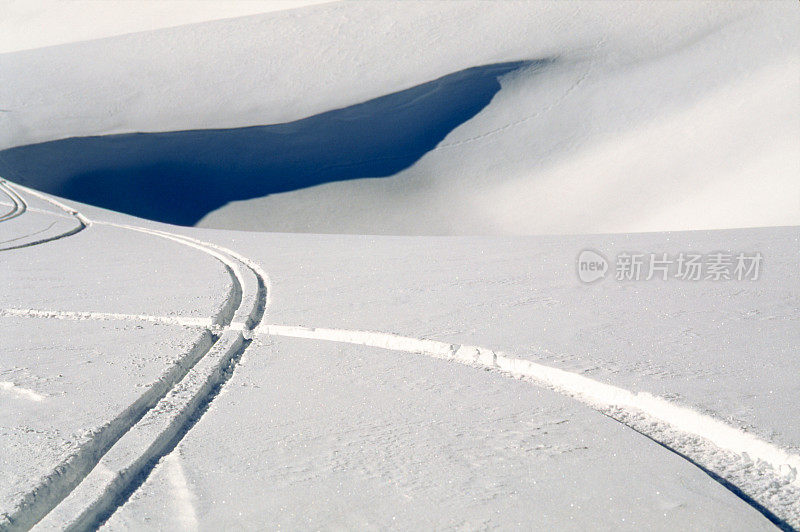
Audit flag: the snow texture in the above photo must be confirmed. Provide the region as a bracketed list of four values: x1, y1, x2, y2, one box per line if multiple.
[1, 1, 799, 530]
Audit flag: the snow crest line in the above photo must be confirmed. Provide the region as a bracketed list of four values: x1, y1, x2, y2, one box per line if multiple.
[263, 324, 800, 528]
[11, 183, 91, 228]
[92, 222, 244, 329]
[109, 224, 273, 334]
[91, 220, 269, 333]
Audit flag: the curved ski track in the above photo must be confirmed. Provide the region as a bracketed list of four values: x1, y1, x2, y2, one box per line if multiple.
[0, 179, 797, 531]
[0, 181, 266, 531]
[0, 181, 88, 251]
[0, 180, 26, 222]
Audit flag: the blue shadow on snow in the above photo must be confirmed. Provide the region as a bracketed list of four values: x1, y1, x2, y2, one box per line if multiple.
[0, 60, 543, 226]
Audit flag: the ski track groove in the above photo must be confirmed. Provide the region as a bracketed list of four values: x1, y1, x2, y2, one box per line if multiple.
[28, 224, 268, 530]
[0, 180, 264, 532]
[0, 182, 88, 252]
[0, 180, 797, 530]
[0, 221, 57, 246]
[0, 180, 26, 222]
[262, 325, 799, 530]
[5, 308, 798, 529]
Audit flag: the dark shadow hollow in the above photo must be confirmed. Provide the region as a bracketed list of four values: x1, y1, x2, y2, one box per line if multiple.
[0, 60, 547, 226]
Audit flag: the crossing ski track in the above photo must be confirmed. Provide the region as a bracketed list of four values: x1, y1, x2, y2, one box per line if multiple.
[0, 180, 87, 251]
[0, 180, 266, 531]
[0, 180, 26, 222]
[0, 179, 798, 530]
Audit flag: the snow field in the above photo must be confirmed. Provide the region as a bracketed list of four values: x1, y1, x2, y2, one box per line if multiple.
[2, 180, 796, 528]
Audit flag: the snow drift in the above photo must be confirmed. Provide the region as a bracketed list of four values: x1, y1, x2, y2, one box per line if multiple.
[0, 1, 797, 234]
[0, 61, 535, 226]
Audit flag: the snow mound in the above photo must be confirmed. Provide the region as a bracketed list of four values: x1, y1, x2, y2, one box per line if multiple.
[1, 1, 798, 234]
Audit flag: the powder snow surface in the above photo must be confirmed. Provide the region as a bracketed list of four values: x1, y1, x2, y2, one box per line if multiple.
[1, 1, 799, 530]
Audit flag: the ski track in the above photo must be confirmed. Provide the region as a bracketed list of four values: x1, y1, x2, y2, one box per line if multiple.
[0, 180, 265, 532]
[1, 179, 798, 530]
[31, 222, 266, 530]
[262, 325, 800, 530]
[0, 180, 26, 222]
[0, 181, 88, 252]
[4, 309, 799, 528]
[0, 221, 57, 246]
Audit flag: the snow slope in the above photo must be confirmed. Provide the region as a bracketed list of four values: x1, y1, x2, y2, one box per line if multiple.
[0, 317, 210, 526]
[1, 1, 799, 530]
[0, 182, 235, 529]
[1, 181, 797, 529]
[0, 0, 336, 53]
[106, 338, 774, 531]
[0, 1, 797, 234]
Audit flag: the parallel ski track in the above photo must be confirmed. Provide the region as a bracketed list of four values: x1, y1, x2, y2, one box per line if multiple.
[0, 182, 87, 251]
[1, 180, 796, 530]
[0, 181, 266, 532]
[0, 179, 26, 222]
[37, 222, 268, 532]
